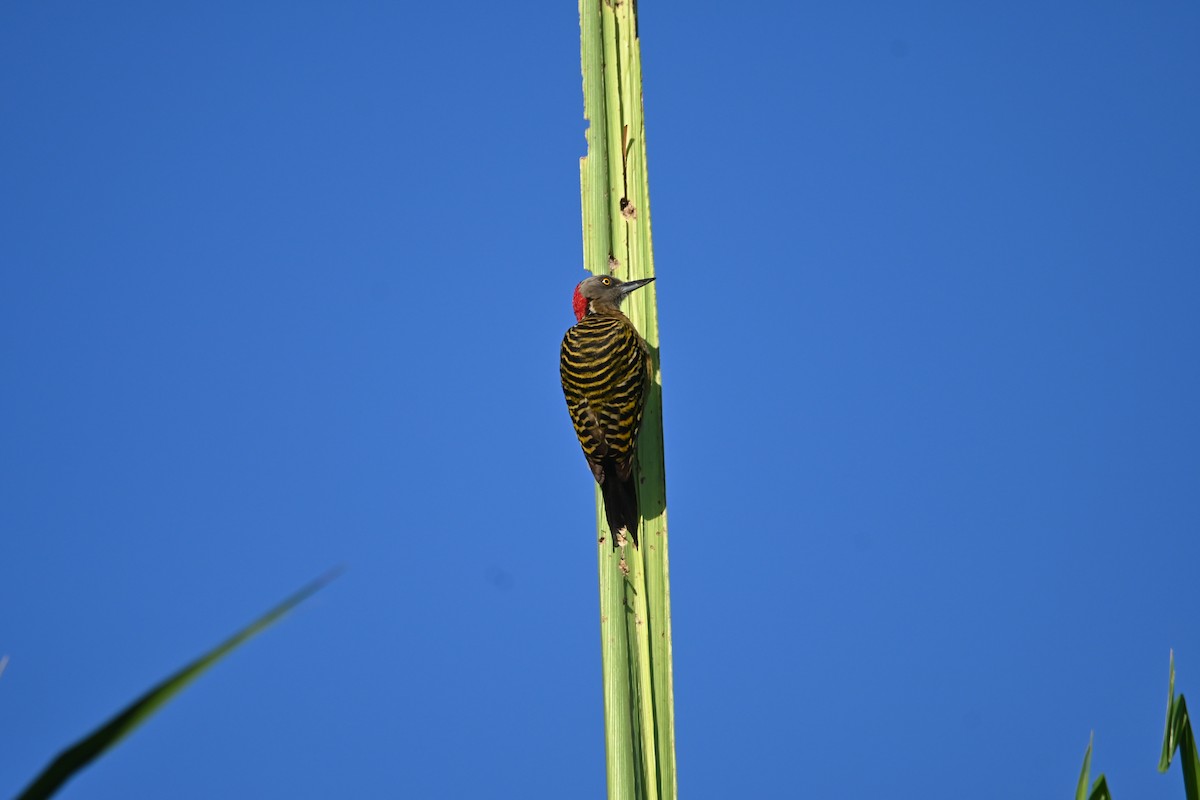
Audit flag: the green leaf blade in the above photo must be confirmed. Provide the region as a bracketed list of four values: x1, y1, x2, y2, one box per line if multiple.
[16, 569, 340, 800]
[1077, 734, 1095, 800]
[579, 0, 676, 796]
[1157, 651, 1199, 800]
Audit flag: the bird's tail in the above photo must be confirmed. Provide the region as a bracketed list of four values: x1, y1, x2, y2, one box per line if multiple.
[600, 464, 639, 548]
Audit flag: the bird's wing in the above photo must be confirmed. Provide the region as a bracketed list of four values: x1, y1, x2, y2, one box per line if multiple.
[561, 315, 650, 481]
[561, 330, 610, 482]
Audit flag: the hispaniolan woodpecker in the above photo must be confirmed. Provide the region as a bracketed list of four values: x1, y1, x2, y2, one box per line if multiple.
[559, 274, 655, 547]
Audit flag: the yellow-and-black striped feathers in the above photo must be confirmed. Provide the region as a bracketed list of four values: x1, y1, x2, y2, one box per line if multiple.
[560, 307, 651, 545]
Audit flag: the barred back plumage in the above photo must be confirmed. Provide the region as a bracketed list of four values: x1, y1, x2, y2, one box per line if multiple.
[560, 275, 655, 547]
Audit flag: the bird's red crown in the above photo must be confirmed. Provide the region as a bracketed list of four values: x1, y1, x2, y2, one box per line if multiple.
[572, 283, 589, 322]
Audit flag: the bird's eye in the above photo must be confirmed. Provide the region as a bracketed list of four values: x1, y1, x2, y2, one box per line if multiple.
[601, 278, 611, 285]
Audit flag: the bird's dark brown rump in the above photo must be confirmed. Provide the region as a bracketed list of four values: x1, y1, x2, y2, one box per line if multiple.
[599, 460, 639, 548]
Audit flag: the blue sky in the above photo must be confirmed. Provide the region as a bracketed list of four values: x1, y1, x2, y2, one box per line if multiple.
[2, 2, 1198, 798]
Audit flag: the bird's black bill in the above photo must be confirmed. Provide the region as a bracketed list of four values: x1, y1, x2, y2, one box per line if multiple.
[619, 277, 655, 297]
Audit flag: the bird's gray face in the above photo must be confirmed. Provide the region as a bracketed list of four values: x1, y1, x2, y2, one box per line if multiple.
[578, 275, 655, 307]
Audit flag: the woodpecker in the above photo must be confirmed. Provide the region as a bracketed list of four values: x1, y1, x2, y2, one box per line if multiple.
[560, 274, 656, 547]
